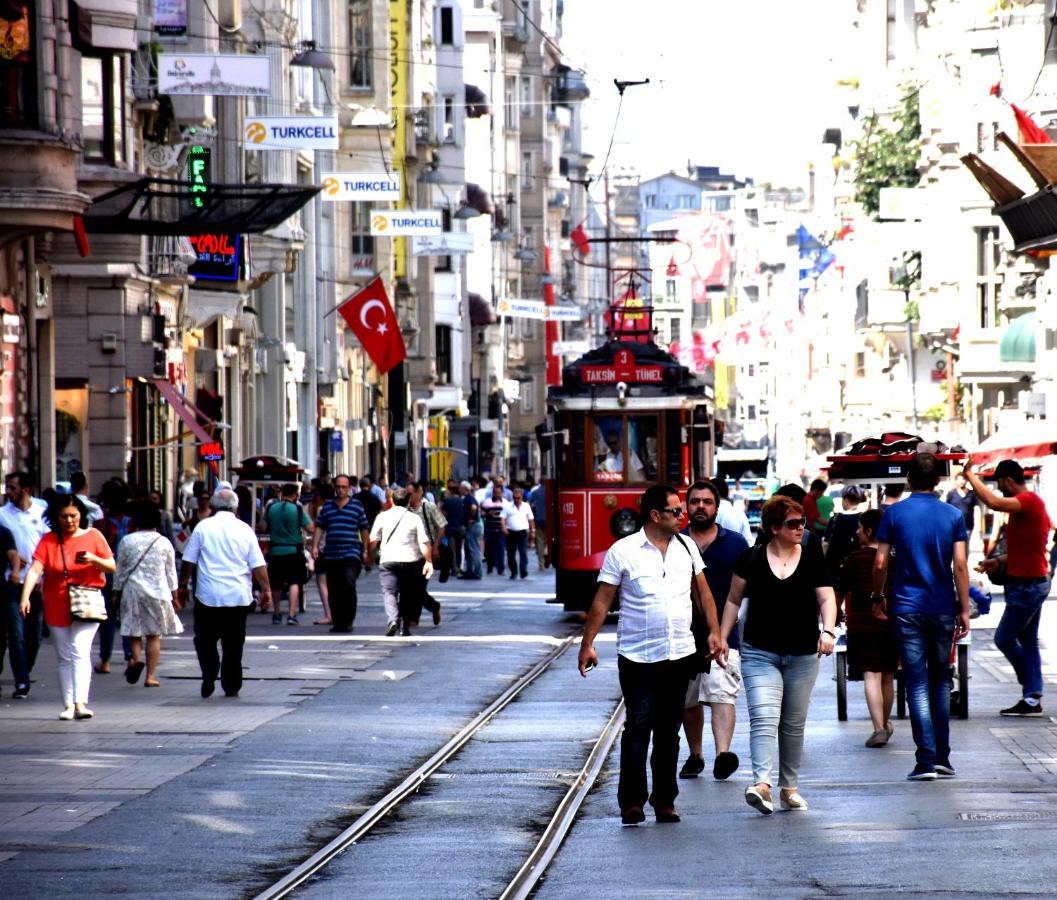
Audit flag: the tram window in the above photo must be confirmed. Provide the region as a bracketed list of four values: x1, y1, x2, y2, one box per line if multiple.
[665, 412, 684, 483]
[592, 415, 657, 483]
[560, 414, 585, 483]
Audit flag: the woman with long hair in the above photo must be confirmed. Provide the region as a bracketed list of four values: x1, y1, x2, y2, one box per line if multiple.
[719, 494, 837, 814]
[20, 495, 115, 720]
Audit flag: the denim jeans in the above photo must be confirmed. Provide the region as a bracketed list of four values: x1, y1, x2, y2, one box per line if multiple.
[463, 521, 483, 578]
[896, 613, 955, 769]
[2, 583, 31, 686]
[617, 654, 692, 811]
[995, 580, 1051, 699]
[484, 530, 506, 574]
[505, 530, 529, 577]
[740, 645, 819, 789]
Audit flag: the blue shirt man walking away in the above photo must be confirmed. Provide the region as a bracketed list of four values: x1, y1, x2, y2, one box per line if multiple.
[874, 453, 970, 781]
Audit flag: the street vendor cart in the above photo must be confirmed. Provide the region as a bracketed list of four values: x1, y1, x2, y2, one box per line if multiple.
[825, 446, 971, 721]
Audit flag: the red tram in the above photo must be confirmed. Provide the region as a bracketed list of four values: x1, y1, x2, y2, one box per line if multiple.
[544, 308, 715, 611]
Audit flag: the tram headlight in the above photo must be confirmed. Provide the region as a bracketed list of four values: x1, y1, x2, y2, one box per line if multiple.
[610, 507, 640, 538]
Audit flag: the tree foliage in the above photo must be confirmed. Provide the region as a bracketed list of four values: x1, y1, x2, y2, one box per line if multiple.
[852, 89, 922, 217]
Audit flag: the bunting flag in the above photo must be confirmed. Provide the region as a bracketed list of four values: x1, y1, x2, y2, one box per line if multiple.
[570, 222, 590, 257]
[666, 254, 680, 277]
[678, 214, 731, 303]
[1011, 103, 1052, 144]
[797, 225, 836, 304]
[337, 276, 406, 374]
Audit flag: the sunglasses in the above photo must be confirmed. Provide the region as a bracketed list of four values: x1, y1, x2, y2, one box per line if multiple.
[663, 506, 684, 517]
[783, 517, 807, 529]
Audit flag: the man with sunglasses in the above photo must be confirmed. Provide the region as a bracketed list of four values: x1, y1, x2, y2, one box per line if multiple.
[578, 484, 726, 826]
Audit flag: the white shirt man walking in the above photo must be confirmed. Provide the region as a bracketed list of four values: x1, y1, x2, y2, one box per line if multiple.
[178, 490, 272, 698]
[578, 484, 726, 826]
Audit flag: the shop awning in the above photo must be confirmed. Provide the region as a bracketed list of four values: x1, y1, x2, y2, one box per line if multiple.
[971, 420, 1057, 471]
[153, 378, 215, 445]
[464, 84, 490, 118]
[83, 178, 321, 236]
[468, 292, 496, 327]
[999, 312, 1037, 363]
[466, 183, 495, 215]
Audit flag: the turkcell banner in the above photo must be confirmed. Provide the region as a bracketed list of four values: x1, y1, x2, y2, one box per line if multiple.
[369, 210, 443, 236]
[553, 340, 590, 355]
[412, 233, 475, 256]
[545, 306, 582, 321]
[158, 54, 270, 96]
[497, 298, 545, 319]
[320, 172, 401, 201]
[243, 116, 339, 150]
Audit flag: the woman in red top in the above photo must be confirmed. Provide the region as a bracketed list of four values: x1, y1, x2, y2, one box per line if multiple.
[19, 495, 114, 720]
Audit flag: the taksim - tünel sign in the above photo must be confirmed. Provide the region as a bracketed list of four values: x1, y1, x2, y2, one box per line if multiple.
[243, 116, 339, 150]
[320, 172, 401, 201]
[369, 210, 443, 236]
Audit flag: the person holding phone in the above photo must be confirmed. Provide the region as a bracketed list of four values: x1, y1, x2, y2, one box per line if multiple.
[719, 494, 837, 815]
[578, 484, 725, 827]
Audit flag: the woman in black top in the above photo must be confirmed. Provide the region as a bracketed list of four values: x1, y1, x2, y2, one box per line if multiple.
[719, 495, 837, 815]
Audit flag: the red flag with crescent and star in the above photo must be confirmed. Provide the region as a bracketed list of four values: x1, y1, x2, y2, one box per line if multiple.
[337, 276, 406, 374]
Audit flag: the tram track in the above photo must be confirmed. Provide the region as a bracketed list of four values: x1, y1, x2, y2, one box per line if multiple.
[254, 633, 623, 899]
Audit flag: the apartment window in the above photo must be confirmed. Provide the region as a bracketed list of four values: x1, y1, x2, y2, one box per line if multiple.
[747, 404, 757, 421]
[504, 76, 518, 131]
[854, 351, 866, 378]
[520, 75, 533, 117]
[517, 0, 533, 32]
[0, 2, 36, 128]
[976, 226, 1001, 329]
[439, 6, 455, 45]
[523, 317, 537, 340]
[348, 1, 371, 89]
[675, 194, 697, 210]
[522, 376, 536, 413]
[474, 0, 485, 6]
[442, 95, 456, 143]
[644, 194, 657, 209]
[747, 364, 755, 377]
[435, 208, 453, 272]
[435, 325, 453, 384]
[82, 54, 125, 164]
[521, 150, 535, 191]
[665, 278, 676, 300]
[350, 203, 375, 255]
[669, 318, 681, 344]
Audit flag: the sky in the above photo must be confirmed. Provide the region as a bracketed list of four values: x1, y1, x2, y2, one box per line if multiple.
[560, 0, 852, 191]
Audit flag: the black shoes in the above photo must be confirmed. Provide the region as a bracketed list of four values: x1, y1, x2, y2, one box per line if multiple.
[934, 761, 956, 778]
[400, 621, 412, 637]
[432, 604, 442, 626]
[125, 662, 145, 684]
[385, 620, 399, 637]
[201, 680, 215, 699]
[329, 626, 353, 634]
[679, 753, 705, 778]
[1001, 699, 1044, 717]
[713, 751, 739, 780]
[12, 684, 29, 699]
[907, 765, 937, 781]
[620, 805, 645, 826]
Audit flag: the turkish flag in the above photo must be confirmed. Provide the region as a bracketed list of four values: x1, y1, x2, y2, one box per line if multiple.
[1011, 103, 1053, 144]
[337, 276, 406, 374]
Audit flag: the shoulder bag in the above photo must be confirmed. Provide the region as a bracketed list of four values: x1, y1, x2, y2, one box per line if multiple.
[675, 534, 713, 675]
[61, 539, 107, 622]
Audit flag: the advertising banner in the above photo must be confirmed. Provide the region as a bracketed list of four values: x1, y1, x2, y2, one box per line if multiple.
[552, 340, 590, 355]
[411, 233, 475, 256]
[545, 305, 581, 321]
[320, 172, 401, 201]
[243, 116, 339, 150]
[369, 210, 443, 237]
[154, 0, 187, 39]
[497, 298, 546, 319]
[158, 54, 270, 96]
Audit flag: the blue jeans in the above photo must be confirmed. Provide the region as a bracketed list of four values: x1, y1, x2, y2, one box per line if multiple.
[896, 613, 955, 769]
[505, 530, 529, 577]
[463, 521, 483, 578]
[740, 645, 819, 789]
[484, 530, 505, 574]
[2, 583, 32, 686]
[995, 580, 1051, 699]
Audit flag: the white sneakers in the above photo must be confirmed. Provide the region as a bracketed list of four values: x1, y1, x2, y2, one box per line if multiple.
[58, 706, 74, 721]
[780, 792, 809, 811]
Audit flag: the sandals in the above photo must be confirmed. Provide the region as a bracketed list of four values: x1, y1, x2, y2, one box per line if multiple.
[125, 662, 145, 684]
[144, 679, 160, 688]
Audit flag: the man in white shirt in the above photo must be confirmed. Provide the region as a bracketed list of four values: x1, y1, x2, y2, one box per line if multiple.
[0, 471, 50, 697]
[502, 486, 535, 579]
[578, 484, 726, 826]
[370, 488, 433, 637]
[714, 478, 753, 541]
[178, 489, 272, 699]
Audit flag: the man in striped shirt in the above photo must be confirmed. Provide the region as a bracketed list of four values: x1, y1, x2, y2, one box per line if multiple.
[311, 474, 370, 633]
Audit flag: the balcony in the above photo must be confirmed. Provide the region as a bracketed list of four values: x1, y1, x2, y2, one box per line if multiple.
[0, 132, 90, 238]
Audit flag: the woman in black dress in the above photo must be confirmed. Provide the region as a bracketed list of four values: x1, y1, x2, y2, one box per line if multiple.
[837, 508, 899, 747]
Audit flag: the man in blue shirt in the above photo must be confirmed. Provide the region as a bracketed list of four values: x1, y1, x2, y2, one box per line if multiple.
[310, 474, 370, 633]
[679, 480, 749, 781]
[528, 479, 549, 570]
[874, 453, 970, 781]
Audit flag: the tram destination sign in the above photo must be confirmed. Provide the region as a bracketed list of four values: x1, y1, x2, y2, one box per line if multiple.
[578, 349, 665, 384]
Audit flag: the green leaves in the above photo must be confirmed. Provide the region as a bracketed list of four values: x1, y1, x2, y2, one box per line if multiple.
[851, 88, 922, 217]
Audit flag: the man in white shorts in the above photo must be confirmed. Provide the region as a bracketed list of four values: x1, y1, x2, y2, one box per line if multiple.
[680, 480, 750, 780]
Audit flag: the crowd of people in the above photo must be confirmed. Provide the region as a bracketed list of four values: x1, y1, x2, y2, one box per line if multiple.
[0, 468, 550, 719]
[579, 451, 1053, 825]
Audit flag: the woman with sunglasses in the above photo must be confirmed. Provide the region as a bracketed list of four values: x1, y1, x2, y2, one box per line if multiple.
[719, 494, 837, 814]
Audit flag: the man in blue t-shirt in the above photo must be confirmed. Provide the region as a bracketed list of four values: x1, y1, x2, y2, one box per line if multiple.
[441, 479, 467, 579]
[310, 474, 370, 633]
[874, 453, 970, 782]
[679, 480, 750, 782]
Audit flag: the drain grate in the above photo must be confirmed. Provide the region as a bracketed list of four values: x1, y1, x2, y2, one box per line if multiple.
[959, 810, 1057, 822]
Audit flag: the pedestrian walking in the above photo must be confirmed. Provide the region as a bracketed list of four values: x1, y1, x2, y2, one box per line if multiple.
[0, 471, 49, 699]
[836, 508, 898, 747]
[964, 460, 1051, 716]
[441, 479, 467, 578]
[370, 488, 433, 637]
[355, 477, 382, 529]
[148, 490, 178, 550]
[177, 489, 272, 699]
[824, 486, 863, 578]
[719, 495, 837, 814]
[310, 475, 370, 634]
[502, 486, 534, 580]
[481, 485, 509, 575]
[94, 479, 132, 675]
[803, 479, 832, 537]
[408, 481, 445, 626]
[114, 499, 182, 687]
[528, 478, 549, 570]
[20, 494, 115, 720]
[462, 481, 483, 579]
[714, 477, 753, 541]
[578, 484, 724, 826]
[263, 483, 313, 626]
[874, 453, 970, 781]
[307, 483, 334, 625]
[679, 480, 749, 781]
[70, 472, 104, 524]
